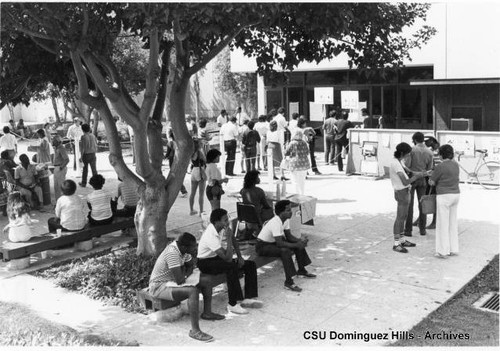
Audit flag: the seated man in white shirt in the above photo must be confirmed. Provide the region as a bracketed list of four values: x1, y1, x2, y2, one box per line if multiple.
[197, 208, 263, 315]
[149, 232, 223, 342]
[14, 154, 43, 210]
[256, 200, 316, 292]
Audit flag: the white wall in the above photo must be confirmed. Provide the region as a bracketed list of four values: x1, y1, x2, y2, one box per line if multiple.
[231, 3, 500, 80]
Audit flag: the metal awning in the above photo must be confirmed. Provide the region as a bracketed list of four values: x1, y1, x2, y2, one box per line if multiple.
[410, 78, 500, 86]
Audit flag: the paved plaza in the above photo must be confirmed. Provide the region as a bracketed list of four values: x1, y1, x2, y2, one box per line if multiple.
[0, 141, 498, 346]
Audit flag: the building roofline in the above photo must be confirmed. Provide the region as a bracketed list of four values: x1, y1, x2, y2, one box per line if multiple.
[410, 78, 500, 86]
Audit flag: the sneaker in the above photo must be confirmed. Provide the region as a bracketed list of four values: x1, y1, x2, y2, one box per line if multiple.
[227, 303, 248, 314]
[393, 244, 408, 253]
[284, 282, 302, 292]
[401, 241, 416, 247]
[314, 171, 322, 175]
[420, 231, 427, 236]
[189, 330, 214, 342]
[297, 270, 317, 278]
[240, 298, 263, 309]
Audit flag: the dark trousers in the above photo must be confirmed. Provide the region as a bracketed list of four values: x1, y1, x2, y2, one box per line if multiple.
[325, 135, 336, 164]
[334, 139, 347, 171]
[81, 153, 98, 186]
[224, 140, 237, 175]
[115, 205, 136, 217]
[405, 183, 427, 235]
[393, 188, 410, 240]
[244, 146, 257, 172]
[255, 241, 312, 284]
[197, 256, 258, 306]
[308, 139, 318, 172]
[47, 217, 84, 233]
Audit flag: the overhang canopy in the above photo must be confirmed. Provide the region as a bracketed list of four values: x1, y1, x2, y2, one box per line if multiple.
[410, 78, 500, 86]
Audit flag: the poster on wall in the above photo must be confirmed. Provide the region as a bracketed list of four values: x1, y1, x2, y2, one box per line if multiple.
[445, 134, 475, 156]
[314, 87, 334, 104]
[289, 102, 299, 116]
[488, 138, 499, 161]
[309, 102, 325, 122]
[341, 91, 359, 110]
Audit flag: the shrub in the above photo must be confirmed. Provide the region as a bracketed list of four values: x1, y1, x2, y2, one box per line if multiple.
[35, 248, 157, 313]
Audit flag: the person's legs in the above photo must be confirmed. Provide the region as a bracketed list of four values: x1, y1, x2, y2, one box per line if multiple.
[53, 166, 67, 201]
[335, 140, 344, 171]
[198, 180, 206, 214]
[325, 136, 332, 163]
[197, 257, 244, 306]
[296, 170, 307, 195]
[48, 217, 62, 233]
[256, 242, 297, 284]
[394, 189, 410, 238]
[404, 185, 416, 235]
[415, 184, 427, 235]
[449, 194, 460, 254]
[241, 260, 258, 299]
[435, 194, 450, 256]
[189, 180, 198, 214]
[293, 247, 312, 272]
[81, 153, 90, 186]
[89, 153, 98, 177]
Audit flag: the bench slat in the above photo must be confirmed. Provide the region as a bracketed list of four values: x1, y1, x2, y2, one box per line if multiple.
[1, 217, 135, 261]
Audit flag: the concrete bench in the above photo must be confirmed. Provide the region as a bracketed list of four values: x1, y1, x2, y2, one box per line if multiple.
[0, 217, 135, 269]
[137, 245, 278, 312]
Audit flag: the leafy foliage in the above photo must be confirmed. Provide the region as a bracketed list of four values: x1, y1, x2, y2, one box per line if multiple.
[214, 48, 257, 117]
[35, 249, 157, 313]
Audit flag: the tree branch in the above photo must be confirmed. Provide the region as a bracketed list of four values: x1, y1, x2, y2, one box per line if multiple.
[81, 51, 120, 101]
[31, 37, 59, 55]
[69, 51, 102, 109]
[138, 27, 160, 123]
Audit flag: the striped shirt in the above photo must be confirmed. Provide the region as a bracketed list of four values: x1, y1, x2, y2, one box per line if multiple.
[118, 182, 138, 207]
[87, 189, 113, 220]
[149, 241, 192, 285]
[55, 194, 88, 230]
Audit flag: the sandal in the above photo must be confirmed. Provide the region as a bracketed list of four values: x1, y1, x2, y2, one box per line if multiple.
[189, 330, 214, 342]
[392, 244, 408, 253]
[200, 312, 225, 321]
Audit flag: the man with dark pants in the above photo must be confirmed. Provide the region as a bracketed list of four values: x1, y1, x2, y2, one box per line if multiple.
[404, 132, 434, 236]
[197, 208, 263, 314]
[256, 200, 316, 292]
[149, 232, 223, 342]
[333, 111, 353, 172]
[78, 123, 98, 187]
[322, 110, 337, 165]
[220, 117, 238, 176]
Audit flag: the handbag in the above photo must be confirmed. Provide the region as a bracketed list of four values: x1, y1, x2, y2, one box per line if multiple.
[420, 187, 436, 214]
[280, 157, 290, 170]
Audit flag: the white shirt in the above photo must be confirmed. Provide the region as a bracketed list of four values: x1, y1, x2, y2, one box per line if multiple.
[390, 159, 410, 191]
[266, 130, 284, 144]
[257, 216, 290, 243]
[205, 163, 222, 186]
[198, 223, 223, 259]
[220, 122, 239, 141]
[0, 133, 17, 151]
[217, 114, 227, 126]
[273, 114, 288, 131]
[289, 120, 298, 138]
[254, 121, 270, 138]
[67, 124, 83, 140]
[87, 189, 113, 221]
[55, 194, 88, 230]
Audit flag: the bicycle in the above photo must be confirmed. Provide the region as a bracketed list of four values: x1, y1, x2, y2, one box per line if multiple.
[455, 149, 500, 190]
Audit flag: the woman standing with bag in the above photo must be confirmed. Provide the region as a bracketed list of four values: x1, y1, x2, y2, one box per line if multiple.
[189, 138, 207, 216]
[285, 129, 310, 195]
[205, 149, 228, 211]
[390, 142, 425, 253]
[428, 144, 460, 258]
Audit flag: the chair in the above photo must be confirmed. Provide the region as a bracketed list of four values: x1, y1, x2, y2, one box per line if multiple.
[236, 202, 262, 242]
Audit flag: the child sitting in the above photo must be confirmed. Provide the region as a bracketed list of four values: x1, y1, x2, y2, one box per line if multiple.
[47, 180, 88, 233]
[87, 174, 114, 225]
[114, 177, 138, 217]
[3, 191, 38, 242]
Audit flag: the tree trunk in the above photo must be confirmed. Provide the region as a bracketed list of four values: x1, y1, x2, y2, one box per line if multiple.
[135, 179, 169, 256]
[51, 96, 61, 123]
[7, 104, 15, 120]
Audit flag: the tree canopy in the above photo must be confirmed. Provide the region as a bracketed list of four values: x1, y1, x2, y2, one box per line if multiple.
[1, 3, 435, 255]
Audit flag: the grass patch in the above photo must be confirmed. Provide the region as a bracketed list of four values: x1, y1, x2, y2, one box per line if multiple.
[33, 247, 156, 314]
[391, 254, 499, 347]
[0, 301, 137, 346]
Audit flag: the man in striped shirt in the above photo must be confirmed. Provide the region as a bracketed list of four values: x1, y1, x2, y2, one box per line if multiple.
[149, 233, 223, 342]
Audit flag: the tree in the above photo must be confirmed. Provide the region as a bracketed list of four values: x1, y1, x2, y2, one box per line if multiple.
[214, 48, 257, 119]
[1, 3, 435, 256]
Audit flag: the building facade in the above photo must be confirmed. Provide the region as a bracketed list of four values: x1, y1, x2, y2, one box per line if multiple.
[231, 3, 500, 132]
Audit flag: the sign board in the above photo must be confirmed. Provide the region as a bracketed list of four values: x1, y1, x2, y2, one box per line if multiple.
[289, 102, 299, 116]
[309, 102, 324, 122]
[314, 87, 334, 104]
[341, 90, 359, 109]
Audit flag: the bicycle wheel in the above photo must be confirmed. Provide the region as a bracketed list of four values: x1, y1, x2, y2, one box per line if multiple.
[476, 161, 500, 190]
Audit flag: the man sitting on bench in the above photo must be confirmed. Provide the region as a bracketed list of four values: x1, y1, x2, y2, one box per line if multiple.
[149, 232, 223, 343]
[197, 208, 263, 315]
[256, 200, 316, 292]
